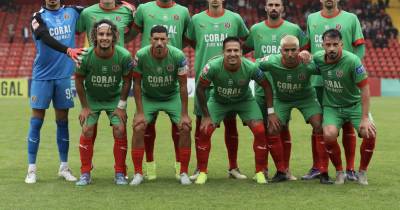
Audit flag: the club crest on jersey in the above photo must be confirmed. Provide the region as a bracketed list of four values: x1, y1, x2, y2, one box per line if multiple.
[156, 67, 163, 73]
[213, 23, 220, 30]
[336, 70, 344, 78]
[167, 64, 174, 72]
[238, 79, 247, 86]
[228, 79, 234, 86]
[64, 13, 70, 20]
[224, 22, 231, 29]
[173, 15, 180, 21]
[112, 65, 120, 73]
[298, 73, 306, 81]
[116, 16, 122, 22]
[336, 24, 342, 30]
[272, 34, 277, 43]
[31, 95, 37, 103]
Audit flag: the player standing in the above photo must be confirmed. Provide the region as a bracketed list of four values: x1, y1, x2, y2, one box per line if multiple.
[130, 25, 191, 186]
[74, 20, 133, 186]
[257, 35, 332, 184]
[25, 0, 85, 184]
[132, 0, 190, 180]
[314, 29, 376, 185]
[195, 37, 279, 184]
[244, 0, 309, 180]
[186, 0, 249, 180]
[304, 0, 365, 180]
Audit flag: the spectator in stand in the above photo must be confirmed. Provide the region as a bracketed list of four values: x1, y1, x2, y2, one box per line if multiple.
[8, 23, 14, 43]
[22, 26, 29, 43]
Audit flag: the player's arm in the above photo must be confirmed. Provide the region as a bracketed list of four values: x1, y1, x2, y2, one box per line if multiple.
[242, 30, 254, 55]
[353, 44, 365, 60]
[184, 18, 196, 49]
[114, 71, 132, 124]
[132, 54, 146, 128]
[31, 13, 86, 63]
[352, 15, 366, 59]
[177, 66, 191, 129]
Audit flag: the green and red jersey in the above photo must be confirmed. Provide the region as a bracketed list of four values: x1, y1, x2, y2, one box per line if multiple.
[199, 56, 266, 104]
[313, 49, 368, 107]
[134, 1, 190, 49]
[75, 45, 133, 103]
[133, 45, 188, 101]
[77, 3, 135, 46]
[257, 54, 318, 101]
[186, 9, 249, 81]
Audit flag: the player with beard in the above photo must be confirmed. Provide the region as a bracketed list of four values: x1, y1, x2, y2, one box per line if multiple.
[244, 0, 309, 181]
[131, 0, 191, 181]
[314, 29, 376, 185]
[186, 0, 249, 181]
[304, 0, 365, 181]
[75, 20, 133, 186]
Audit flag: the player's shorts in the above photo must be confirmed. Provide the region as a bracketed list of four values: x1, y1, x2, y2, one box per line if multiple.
[314, 86, 324, 105]
[85, 96, 121, 126]
[275, 97, 322, 126]
[85, 110, 121, 126]
[255, 95, 270, 124]
[208, 96, 262, 125]
[322, 102, 375, 133]
[30, 78, 74, 109]
[142, 94, 181, 124]
[194, 87, 236, 119]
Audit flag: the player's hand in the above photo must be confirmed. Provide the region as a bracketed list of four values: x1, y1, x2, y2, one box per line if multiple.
[67, 48, 88, 67]
[200, 116, 213, 133]
[298, 50, 312, 64]
[267, 113, 281, 133]
[359, 117, 376, 139]
[113, 108, 127, 125]
[79, 107, 92, 127]
[179, 114, 192, 131]
[133, 113, 147, 129]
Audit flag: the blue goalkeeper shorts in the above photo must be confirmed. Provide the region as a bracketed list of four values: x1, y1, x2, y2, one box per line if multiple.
[30, 78, 74, 109]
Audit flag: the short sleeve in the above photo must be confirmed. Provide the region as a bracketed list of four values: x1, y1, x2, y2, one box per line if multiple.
[76, 9, 86, 33]
[132, 54, 142, 76]
[176, 51, 188, 76]
[244, 27, 254, 49]
[352, 57, 368, 84]
[237, 15, 249, 38]
[75, 54, 88, 76]
[257, 56, 271, 72]
[251, 66, 267, 84]
[185, 17, 196, 41]
[199, 63, 214, 83]
[296, 25, 309, 49]
[122, 52, 134, 76]
[133, 4, 143, 28]
[352, 16, 365, 46]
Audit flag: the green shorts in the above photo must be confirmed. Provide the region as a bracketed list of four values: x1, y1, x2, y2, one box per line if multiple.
[314, 86, 324, 105]
[195, 87, 236, 119]
[86, 98, 121, 126]
[208, 96, 262, 125]
[142, 94, 181, 124]
[255, 95, 270, 123]
[275, 97, 322, 126]
[323, 102, 374, 132]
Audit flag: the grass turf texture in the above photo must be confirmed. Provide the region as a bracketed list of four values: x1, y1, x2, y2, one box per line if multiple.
[0, 97, 398, 209]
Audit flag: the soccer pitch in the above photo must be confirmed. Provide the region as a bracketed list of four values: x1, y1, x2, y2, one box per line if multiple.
[0, 97, 399, 209]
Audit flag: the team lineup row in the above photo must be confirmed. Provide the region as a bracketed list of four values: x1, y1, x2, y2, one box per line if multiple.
[25, 0, 376, 186]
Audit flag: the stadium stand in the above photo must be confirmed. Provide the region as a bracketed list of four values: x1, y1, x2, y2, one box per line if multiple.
[0, 0, 398, 78]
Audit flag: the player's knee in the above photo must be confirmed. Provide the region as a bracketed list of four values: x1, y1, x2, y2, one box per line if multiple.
[82, 126, 95, 138]
[113, 125, 126, 139]
[133, 123, 146, 133]
[250, 122, 265, 137]
[312, 123, 323, 134]
[323, 127, 338, 142]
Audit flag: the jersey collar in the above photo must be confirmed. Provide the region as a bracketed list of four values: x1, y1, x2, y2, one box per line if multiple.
[94, 47, 115, 59]
[264, 18, 284, 28]
[156, 1, 176, 8]
[43, 5, 64, 13]
[324, 48, 343, 64]
[321, 9, 341, 18]
[206, 9, 225, 18]
[99, 3, 121, 11]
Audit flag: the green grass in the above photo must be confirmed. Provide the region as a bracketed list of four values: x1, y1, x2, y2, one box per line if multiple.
[0, 97, 399, 209]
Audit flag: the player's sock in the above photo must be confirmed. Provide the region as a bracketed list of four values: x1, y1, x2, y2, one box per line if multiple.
[265, 136, 269, 169]
[342, 122, 356, 171]
[132, 147, 145, 175]
[266, 135, 285, 172]
[223, 118, 238, 170]
[113, 133, 128, 175]
[144, 123, 156, 162]
[359, 137, 376, 171]
[179, 147, 191, 174]
[324, 140, 343, 171]
[311, 132, 319, 169]
[56, 120, 69, 163]
[194, 117, 201, 169]
[314, 133, 329, 173]
[79, 134, 94, 174]
[27, 117, 44, 164]
[197, 125, 214, 173]
[280, 129, 291, 169]
[250, 124, 267, 173]
[172, 123, 180, 162]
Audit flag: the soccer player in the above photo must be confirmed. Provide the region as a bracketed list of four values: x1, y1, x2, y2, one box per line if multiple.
[186, 0, 249, 180]
[74, 19, 133, 186]
[304, 0, 365, 180]
[195, 37, 279, 184]
[314, 29, 376, 185]
[132, 0, 190, 180]
[257, 35, 331, 184]
[130, 25, 191, 186]
[25, 0, 85, 184]
[243, 0, 309, 180]
[77, 0, 136, 47]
